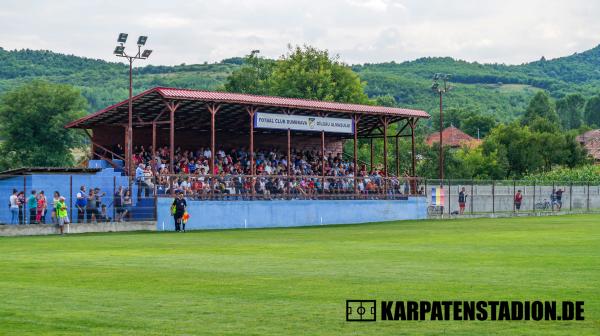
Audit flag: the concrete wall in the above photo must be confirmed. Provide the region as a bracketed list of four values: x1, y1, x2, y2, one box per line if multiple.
[434, 183, 600, 214]
[156, 197, 428, 231]
[0, 221, 155, 237]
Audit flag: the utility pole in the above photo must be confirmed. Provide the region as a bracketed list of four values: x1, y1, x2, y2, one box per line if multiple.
[431, 73, 451, 181]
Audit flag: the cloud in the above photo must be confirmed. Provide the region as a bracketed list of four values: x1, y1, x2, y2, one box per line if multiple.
[137, 14, 192, 29]
[0, 0, 599, 66]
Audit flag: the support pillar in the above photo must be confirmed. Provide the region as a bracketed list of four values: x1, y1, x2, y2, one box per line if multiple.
[247, 107, 256, 198]
[369, 138, 374, 173]
[353, 115, 361, 195]
[287, 129, 291, 177]
[381, 117, 389, 196]
[321, 130, 325, 197]
[208, 104, 221, 176]
[152, 122, 156, 174]
[409, 118, 417, 194]
[410, 118, 417, 177]
[395, 136, 400, 176]
[163, 101, 181, 173]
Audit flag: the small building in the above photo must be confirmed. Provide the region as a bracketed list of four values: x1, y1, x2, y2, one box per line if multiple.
[426, 125, 481, 149]
[576, 129, 600, 163]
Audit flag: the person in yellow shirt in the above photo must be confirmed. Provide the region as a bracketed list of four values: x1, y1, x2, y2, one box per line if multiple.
[56, 196, 69, 235]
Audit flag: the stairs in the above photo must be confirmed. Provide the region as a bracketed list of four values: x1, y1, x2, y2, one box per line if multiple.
[132, 197, 156, 221]
[88, 159, 156, 221]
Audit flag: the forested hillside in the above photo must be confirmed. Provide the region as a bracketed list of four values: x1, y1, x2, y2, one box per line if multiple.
[1, 45, 600, 124]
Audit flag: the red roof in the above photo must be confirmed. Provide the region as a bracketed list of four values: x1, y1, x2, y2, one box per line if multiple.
[158, 87, 430, 117]
[65, 87, 429, 129]
[426, 126, 481, 148]
[577, 129, 600, 161]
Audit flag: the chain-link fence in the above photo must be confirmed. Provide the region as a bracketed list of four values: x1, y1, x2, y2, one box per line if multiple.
[0, 175, 156, 225]
[2, 173, 599, 225]
[426, 179, 600, 216]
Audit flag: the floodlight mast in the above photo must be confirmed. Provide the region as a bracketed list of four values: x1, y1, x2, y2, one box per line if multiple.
[431, 73, 451, 182]
[113, 34, 152, 179]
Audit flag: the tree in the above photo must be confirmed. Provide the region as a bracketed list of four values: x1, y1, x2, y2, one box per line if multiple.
[461, 114, 497, 139]
[225, 45, 370, 104]
[0, 80, 87, 169]
[521, 91, 559, 126]
[556, 93, 585, 129]
[223, 51, 275, 95]
[584, 95, 600, 127]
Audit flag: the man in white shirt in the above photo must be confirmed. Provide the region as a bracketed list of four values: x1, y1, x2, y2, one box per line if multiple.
[9, 189, 19, 225]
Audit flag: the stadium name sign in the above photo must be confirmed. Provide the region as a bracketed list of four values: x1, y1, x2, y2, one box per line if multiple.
[254, 112, 353, 134]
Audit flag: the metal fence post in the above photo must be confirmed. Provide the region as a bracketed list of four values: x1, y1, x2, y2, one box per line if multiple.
[587, 182, 590, 212]
[513, 180, 516, 213]
[552, 181, 555, 212]
[492, 180, 495, 214]
[569, 182, 573, 212]
[154, 176, 158, 220]
[470, 180, 474, 215]
[69, 175, 73, 223]
[448, 179, 451, 215]
[23, 175, 27, 224]
[113, 176, 116, 222]
[532, 181, 536, 212]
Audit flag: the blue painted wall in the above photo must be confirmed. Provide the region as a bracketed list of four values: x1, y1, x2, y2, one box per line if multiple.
[156, 197, 428, 231]
[0, 169, 132, 224]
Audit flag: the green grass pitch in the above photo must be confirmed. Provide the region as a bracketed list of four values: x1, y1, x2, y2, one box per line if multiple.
[0, 215, 598, 335]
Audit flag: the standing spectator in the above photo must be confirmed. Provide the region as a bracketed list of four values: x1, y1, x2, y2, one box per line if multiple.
[56, 196, 68, 235]
[136, 163, 148, 199]
[98, 204, 111, 223]
[122, 189, 133, 221]
[114, 186, 124, 222]
[17, 191, 25, 224]
[172, 191, 187, 232]
[555, 188, 563, 211]
[51, 191, 60, 224]
[94, 188, 106, 209]
[86, 189, 98, 223]
[514, 190, 523, 213]
[36, 191, 47, 224]
[27, 190, 37, 224]
[76, 186, 87, 223]
[458, 187, 468, 215]
[9, 189, 19, 225]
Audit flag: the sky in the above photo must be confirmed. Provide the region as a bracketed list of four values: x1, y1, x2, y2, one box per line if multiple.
[2, 0, 600, 66]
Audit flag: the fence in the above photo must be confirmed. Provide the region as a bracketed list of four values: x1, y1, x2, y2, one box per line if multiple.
[2, 173, 600, 225]
[426, 179, 600, 216]
[0, 174, 156, 225]
[154, 174, 427, 200]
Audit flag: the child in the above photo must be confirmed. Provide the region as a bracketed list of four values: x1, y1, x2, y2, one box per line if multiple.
[97, 204, 111, 223]
[56, 196, 68, 235]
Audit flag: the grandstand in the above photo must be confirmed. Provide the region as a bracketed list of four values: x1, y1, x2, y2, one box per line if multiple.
[56, 87, 430, 229]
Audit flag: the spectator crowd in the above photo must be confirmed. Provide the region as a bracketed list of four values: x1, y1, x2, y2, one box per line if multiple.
[121, 144, 417, 199]
[6, 184, 140, 225]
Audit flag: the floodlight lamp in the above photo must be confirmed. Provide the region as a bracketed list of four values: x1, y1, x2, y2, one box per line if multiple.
[118, 33, 128, 43]
[114, 45, 125, 55]
[141, 49, 153, 58]
[137, 36, 148, 46]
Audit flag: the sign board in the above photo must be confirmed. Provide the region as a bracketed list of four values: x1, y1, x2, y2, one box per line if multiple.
[254, 112, 353, 134]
